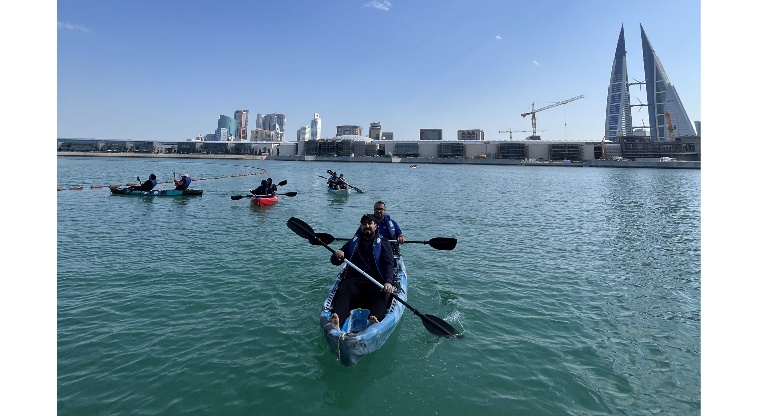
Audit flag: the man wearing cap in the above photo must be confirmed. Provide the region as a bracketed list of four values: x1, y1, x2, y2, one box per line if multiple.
[329, 213, 395, 329]
[174, 173, 192, 190]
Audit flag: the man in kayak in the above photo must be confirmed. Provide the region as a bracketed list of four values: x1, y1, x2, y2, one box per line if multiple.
[266, 178, 278, 195]
[356, 201, 405, 252]
[130, 174, 157, 191]
[329, 214, 395, 329]
[327, 171, 340, 190]
[174, 173, 192, 190]
[337, 174, 349, 190]
[250, 180, 268, 195]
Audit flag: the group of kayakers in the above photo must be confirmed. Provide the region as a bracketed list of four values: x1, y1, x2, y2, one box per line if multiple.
[127, 170, 404, 331]
[129, 173, 191, 191]
[326, 170, 349, 190]
[328, 200, 405, 330]
[250, 177, 278, 196]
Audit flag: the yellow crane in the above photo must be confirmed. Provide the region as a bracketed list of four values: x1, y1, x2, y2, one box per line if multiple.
[521, 95, 584, 139]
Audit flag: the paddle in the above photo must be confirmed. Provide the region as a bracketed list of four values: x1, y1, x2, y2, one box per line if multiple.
[325, 170, 364, 193]
[231, 192, 297, 200]
[313, 233, 457, 251]
[286, 217, 460, 339]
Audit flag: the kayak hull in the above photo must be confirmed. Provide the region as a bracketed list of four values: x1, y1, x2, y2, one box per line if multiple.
[327, 188, 350, 196]
[250, 194, 278, 206]
[320, 255, 407, 366]
[109, 187, 202, 196]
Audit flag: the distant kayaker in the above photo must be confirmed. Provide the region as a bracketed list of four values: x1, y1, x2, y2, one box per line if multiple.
[250, 180, 268, 195]
[174, 173, 192, 190]
[329, 214, 395, 329]
[130, 174, 157, 191]
[266, 178, 278, 195]
[337, 174, 349, 190]
[327, 171, 340, 190]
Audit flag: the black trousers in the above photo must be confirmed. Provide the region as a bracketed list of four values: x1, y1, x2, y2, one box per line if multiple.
[332, 276, 390, 328]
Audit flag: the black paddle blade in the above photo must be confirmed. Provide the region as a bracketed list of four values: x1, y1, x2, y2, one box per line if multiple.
[429, 237, 457, 251]
[420, 313, 461, 339]
[287, 217, 323, 246]
[314, 233, 335, 245]
[283, 192, 298, 197]
[278, 180, 288, 186]
[231, 195, 249, 200]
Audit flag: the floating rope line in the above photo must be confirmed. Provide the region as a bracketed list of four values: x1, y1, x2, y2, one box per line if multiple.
[57, 166, 268, 192]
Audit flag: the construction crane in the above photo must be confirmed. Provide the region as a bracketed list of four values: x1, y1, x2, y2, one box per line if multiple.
[665, 112, 675, 140]
[498, 129, 533, 140]
[520, 95, 584, 139]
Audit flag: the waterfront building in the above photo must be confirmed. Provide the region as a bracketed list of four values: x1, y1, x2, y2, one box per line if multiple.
[310, 113, 321, 141]
[336, 125, 363, 136]
[640, 24, 696, 141]
[381, 132, 394, 140]
[250, 128, 277, 142]
[215, 127, 229, 141]
[420, 129, 442, 140]
[604, 25, 633, 141]
[458, 129, 485, 140]
[369, 122, 382, 140]
[234, 110, 249, 141]
[297, 125, 310, 141]
[217, 115, 236, 140]
[605, 24, 697, 142]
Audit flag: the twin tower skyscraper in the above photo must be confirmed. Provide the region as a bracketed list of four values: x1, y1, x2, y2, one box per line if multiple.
[605, 24, 697, 142]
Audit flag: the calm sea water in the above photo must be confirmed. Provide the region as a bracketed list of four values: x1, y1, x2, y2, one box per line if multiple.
[57, 156, 700, 415]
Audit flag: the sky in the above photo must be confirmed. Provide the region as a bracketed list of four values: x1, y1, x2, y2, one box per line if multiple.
[53, 0, 702, 142]
[4, 1, 767, 414]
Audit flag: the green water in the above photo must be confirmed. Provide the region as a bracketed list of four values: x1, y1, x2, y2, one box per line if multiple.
[56, 156, 700, 415]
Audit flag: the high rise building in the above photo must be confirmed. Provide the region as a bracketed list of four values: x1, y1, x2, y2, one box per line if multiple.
[605, 25, 697, 142]
[640, 24, 696, 141]
[604, 25, 633, 141]
[260, 113, 286, 141]
[217, 115, 236, 141]
[311, 113, 322, 140]
[234, 110, 249, 141]
[297, 125, 310, 141]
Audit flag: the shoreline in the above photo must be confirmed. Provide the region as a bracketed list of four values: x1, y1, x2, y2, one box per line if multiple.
[56, 151, 700, 169]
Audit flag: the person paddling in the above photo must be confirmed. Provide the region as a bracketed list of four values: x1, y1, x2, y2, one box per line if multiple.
[130, 174, 157, 191]
[174, 173, 192, 190]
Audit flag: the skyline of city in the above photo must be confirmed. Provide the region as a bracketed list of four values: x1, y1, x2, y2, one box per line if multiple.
[55, 1, 701, 142]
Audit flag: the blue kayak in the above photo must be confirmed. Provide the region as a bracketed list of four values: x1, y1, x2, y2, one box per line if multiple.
[319, 254, 407, 366]
[109, 187, 203, 196]
[327, 187, 350, 196]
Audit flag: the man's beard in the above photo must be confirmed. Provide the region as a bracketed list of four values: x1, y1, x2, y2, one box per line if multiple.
[362, 227, 375, 238]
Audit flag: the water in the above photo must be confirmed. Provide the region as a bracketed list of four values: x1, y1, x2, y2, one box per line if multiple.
[57, 156, 700, 415]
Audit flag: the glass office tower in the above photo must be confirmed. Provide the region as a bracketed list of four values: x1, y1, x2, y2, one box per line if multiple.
[640, 24, 696, 141]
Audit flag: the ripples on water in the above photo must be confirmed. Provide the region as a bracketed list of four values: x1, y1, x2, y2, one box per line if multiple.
[57, 157, 700, 415]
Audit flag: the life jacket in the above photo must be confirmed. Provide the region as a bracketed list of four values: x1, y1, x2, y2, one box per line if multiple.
[381, 214, 397, 240]
[346, 235, 386, 281]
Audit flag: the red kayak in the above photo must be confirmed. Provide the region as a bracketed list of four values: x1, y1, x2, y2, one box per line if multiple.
[250, 194, 278, 206]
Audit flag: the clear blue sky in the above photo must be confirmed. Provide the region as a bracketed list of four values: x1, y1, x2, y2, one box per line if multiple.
[54, 0, 701, 142]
